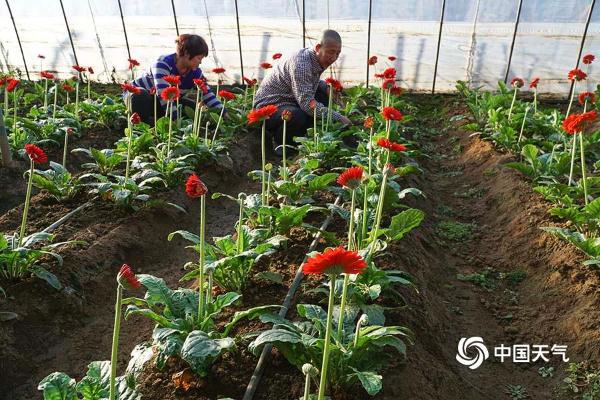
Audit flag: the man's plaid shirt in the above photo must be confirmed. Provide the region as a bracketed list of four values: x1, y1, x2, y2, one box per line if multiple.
[254, 48, 342, 121]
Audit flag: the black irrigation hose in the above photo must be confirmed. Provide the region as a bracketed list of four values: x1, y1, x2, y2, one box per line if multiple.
[41, 199, 94, 234]
[243, 195, 343, 400]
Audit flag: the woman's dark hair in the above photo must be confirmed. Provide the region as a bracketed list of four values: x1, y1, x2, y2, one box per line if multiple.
[176, 34, 209, 58]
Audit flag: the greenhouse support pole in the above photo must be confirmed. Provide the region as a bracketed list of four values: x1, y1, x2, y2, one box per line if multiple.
[0, 107, 13, 167]
[234, 0, 244, 83]
[171, 0, 180, 37]
[59, 0, 80, 69]
[569, 0, 596, 98]
[504, 0, 523, 84]
[302, 0, 306, 48]
[432, 0, 446, 94]
[5, 0, 30, 80]
[365, 0, 373, 87]
[117, 0, 132, 60]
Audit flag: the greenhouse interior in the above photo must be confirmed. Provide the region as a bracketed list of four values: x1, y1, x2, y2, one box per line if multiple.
[1, 0, 600, 399]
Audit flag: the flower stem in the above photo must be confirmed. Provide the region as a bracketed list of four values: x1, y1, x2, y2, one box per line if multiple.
[237, 199, 245, 254]
[211, 102, 226, 146]
[62, 131, 69, 169]
[360, 127, 374, 248]
[508, 88, 517, 121]
[125, 96, 133, 181]
[337, 188, 356, 338]
[167, 101, 173, 155]
[317, 274, 336, 400]
[303, 373, 311, 400]
[568, 133, 578, 186]
[566, 82, 577, 119]
[198, 195, 206, 322]
[579, 132, 588, 205]
[75, 80, 79, 119]
[109, 284, 123, 400]
[517, 106, 529, 144]
[326, 83, 333, 130]
[282, 119, 288, 181]
[153, 91, 157, 129]
[13, 92, 17, 134]
[192, 88, 200, 135]
[43, 79, 48, 111]
[533, 89, 538, 114]
[52, 82, 58, 119]
[261, 120, 267, 206]
[18, 159, 34, 247]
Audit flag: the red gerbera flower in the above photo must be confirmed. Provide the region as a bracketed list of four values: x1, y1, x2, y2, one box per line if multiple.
[212, 67, 226, 74]
[37, 54, 45, 59]
[388, 56, 397, 62]
[363, 116, 374, 129]
[117, 264, 141, 290]
[128, 58, 140, 69]
[185, 173, 208, 198]
[6, 78, 19, 92]
[62, 83, 74, 92]
[260, 62, 273, 69]
[382, 78, 395, 90]
[40, 71, 54, 80]
[368, 56, 378, 66]
[529, 77, 540, 89]
[72, 65, 86, 73]
[337, 166, 364, 189]
[161, 86, 180, 101]
[218, 90, 236, 101]
[193, 77, 209, 95]
[130, 112, 141, 125]
[377, 138, 407, 152]
[382, 67, 396, 79]
[579, 91, 596, 105]
[510, 77, 524, 88]
[281, 109, 292, 122]
[243, 76, 257, 87]
[24, 144, 48, 164]
[149, 87, 157, 95]
[163, 75, 181, 86]
[562, 110, 597, 135]
[272, 53, 282, 60]
[583, 53, 595, 65]
[247, 104, 278, 124]
[121, 83, 141, 95]
[325, 77, 343, 92]
[381, 106, 403, 121]
[302, 247, 367, 276]
[568, 68, 587, 81]
[87, 67, 94, 74]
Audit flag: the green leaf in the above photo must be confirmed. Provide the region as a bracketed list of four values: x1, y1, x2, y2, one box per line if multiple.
[180, 331, 234, 376]
[38, 372, 77, 400]
[167, 230, 200, 244]
[0, 311, 18, 321]
[255, 271, 284, 284]
[350, 369, 382, 395]
[222, 305, 280, 337]
[76, 361, 110, 400]
[248, 328, 302, 355]
[31, 266, 62, 290]
[383, 209, 425, 241]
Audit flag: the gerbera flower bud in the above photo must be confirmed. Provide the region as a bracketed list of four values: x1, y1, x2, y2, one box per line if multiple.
[37, 54, 45, 59]
[185, 173, 208, 198]
[529, 77, 540, 89]
[24, 144, 48, 164]
[309, 99, 317, 109]
[281, 109, 292, 121]
[130, 112, 141, 125]
[303, 247, 367, 276]
[302, 363, 319, 377]
[117, 264, 141, 290]
[265, 163, 273, 172]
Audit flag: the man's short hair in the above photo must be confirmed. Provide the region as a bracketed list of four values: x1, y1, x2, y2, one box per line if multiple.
[320, 30, 342, 47]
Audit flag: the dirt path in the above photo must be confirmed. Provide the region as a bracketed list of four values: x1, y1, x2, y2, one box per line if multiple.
[378, 95, 599, 400]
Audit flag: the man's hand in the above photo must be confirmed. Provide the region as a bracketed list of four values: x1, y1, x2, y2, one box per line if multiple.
[339, 115, 352, 126]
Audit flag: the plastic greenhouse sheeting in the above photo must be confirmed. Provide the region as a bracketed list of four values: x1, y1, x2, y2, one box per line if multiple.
[0, 0, 598, 95]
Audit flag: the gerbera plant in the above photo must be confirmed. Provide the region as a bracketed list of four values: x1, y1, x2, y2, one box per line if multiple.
[19, 144, 48, 246]
[40, 71, 54, 112]
[563, 110, 597, 204]
[192, 77, 209, 137]
[160, 85, 181, 155]
[529, 77, 540, 113]
[212, 67, 226, 94]
[212, 90, 235, 145]
[128, 58, 140, 81]
[109, 264, 141, 400]
[72, 65, 87, 118]
[247, 104, 278, 205]
[508, 77, 524, 121]
[280, 109, 292, 181]
[566, 68, 587, 118]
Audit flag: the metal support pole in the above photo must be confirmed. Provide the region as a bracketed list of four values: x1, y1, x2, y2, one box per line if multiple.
[504, 0, 523, 84]
[302, 0, 306, 48]
[569, 0, 596, 99]
[4, 0, 30, 80]
[0, 107, 13, 167]
[170, 0, 180, 37]
[59, 0, 79, 68]
[117, 0, 132, 60]
[365, 0, 373, 87]
[432, 0, 446, 93]
[234, 0, 244, 83]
